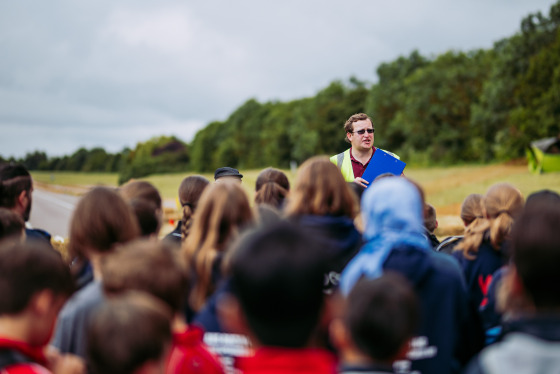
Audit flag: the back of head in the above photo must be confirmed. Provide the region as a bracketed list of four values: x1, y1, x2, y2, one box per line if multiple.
[0, 163, 32, 209]
[460, 194, 484, 226]
[230, 222, 327, 348]
[88, 292, 172, 374]
[361, 177, 425, 240]
[346, 272, 419, 361]
[120, 181, 162, 237]
[0, 207, 25, 243]
[484, 183, 524, 249]
[285, 156, 357, 218]
[102, 239, 188, 313]
[456, 185, 523, 258]
[526, 189, 560, 208]
[178, 175, 210, 241]
[423, 204, 437, 233]
[69, 187, 140, 259]
[184, 181, 253, 254]
[0, 241, 73, 315]
[120, 181, 162, 210]
[183, 181, 254, 310]
[511, 197, 560, 310]
[254, 168, 290, 209]
[127, 199, 160, 237]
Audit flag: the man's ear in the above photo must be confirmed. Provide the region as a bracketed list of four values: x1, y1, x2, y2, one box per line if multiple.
[346, 132, 353, 142]
[16, 190, 28, 212]
[435, 220, 439, 230]
[217, 293, 249, 336]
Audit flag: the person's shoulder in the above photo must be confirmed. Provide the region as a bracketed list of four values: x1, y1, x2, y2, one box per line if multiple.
[330, 149, 349, 162]
[425, 250, 465, 287]
[59, 281, 103, 318]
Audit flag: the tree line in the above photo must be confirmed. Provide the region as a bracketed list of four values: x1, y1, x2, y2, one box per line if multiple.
[4, 1, 559, 182]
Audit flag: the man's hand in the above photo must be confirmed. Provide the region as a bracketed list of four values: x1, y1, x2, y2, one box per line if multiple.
[353, 177, 369, 188]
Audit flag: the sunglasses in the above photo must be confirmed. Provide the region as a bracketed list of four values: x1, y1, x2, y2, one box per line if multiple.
[352, 128, 374, 135]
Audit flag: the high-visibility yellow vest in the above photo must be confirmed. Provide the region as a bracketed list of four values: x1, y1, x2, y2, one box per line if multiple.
[330, 149, 354, 182]
[330, 148, 400, 182]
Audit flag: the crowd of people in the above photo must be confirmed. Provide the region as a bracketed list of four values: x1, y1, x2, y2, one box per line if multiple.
[0, 113, 559, 374]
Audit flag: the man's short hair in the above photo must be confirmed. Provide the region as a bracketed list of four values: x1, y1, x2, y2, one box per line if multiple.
[0, 163, 32, 209]
[0, 207, 25, 241]
[511, 199, 560, 309]
[343, 113, 374, 142]
[424, 203, 437, 233]
[0, 241, 74, 314]
[101, 240, 188, 313]
[229, 222, 327, 348]
[87, 292, 172, 374]
[346, 272, 419, 361]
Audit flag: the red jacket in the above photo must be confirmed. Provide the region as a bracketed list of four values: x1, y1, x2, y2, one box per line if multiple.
[236, 347, 337, 374]
[0, 338, 51, 374]
[166, 327, 225, 374]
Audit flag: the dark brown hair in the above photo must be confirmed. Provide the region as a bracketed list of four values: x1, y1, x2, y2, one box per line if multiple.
[119, 180, 162, 210]
[255, 168, 290, 209]
[346, 272, 418, 361]
[178, 175, 210, 241]
[68, 187, 140, 259]
[0, 241, 74, 314]
[511, 198, 560, 310]
[87, 292, 172, 374]
[0, 207, 25, 242]
[102, 240, 188, 313]
[0, 164, 32, 209]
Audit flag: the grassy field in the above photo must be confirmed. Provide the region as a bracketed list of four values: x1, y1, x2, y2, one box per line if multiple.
[31, 162, 560, 236]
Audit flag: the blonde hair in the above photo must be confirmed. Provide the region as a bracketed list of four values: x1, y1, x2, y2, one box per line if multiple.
[456, 184, 524, 259]
[285, 156, 358, 218]
[182, 181, 253, 311]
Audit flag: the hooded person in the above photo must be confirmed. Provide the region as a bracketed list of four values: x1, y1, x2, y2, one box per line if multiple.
[340, 177, 483, 374]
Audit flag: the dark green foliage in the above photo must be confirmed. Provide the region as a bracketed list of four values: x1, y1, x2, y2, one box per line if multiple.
[7, 1, 560, 171]
[117, 136, 189, 184]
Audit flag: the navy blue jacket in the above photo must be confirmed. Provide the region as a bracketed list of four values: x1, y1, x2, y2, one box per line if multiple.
[384, 245, 483, 374]
[291, 215, 362, 292]
[452, 239, 507, 311]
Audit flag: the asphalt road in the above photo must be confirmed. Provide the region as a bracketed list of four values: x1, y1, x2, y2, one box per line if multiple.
[28, 188, 80, 238]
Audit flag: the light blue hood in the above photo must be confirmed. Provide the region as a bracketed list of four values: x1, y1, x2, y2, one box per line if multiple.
[339, 177, 432, 295]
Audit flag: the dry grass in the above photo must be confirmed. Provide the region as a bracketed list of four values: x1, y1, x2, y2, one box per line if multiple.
[31, 163, 560, 238]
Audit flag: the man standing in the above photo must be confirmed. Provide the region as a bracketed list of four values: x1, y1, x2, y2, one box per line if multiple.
[0, 163, 51, 244]
[330, 113, 397, 188]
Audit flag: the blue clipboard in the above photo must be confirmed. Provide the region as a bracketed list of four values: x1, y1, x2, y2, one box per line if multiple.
[361, 149, 406, 186]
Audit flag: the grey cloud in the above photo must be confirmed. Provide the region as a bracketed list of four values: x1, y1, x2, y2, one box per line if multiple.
[0, 0, 554, 158]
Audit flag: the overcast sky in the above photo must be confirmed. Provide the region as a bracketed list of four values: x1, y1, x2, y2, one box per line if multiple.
[0, 0, 555, 159]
